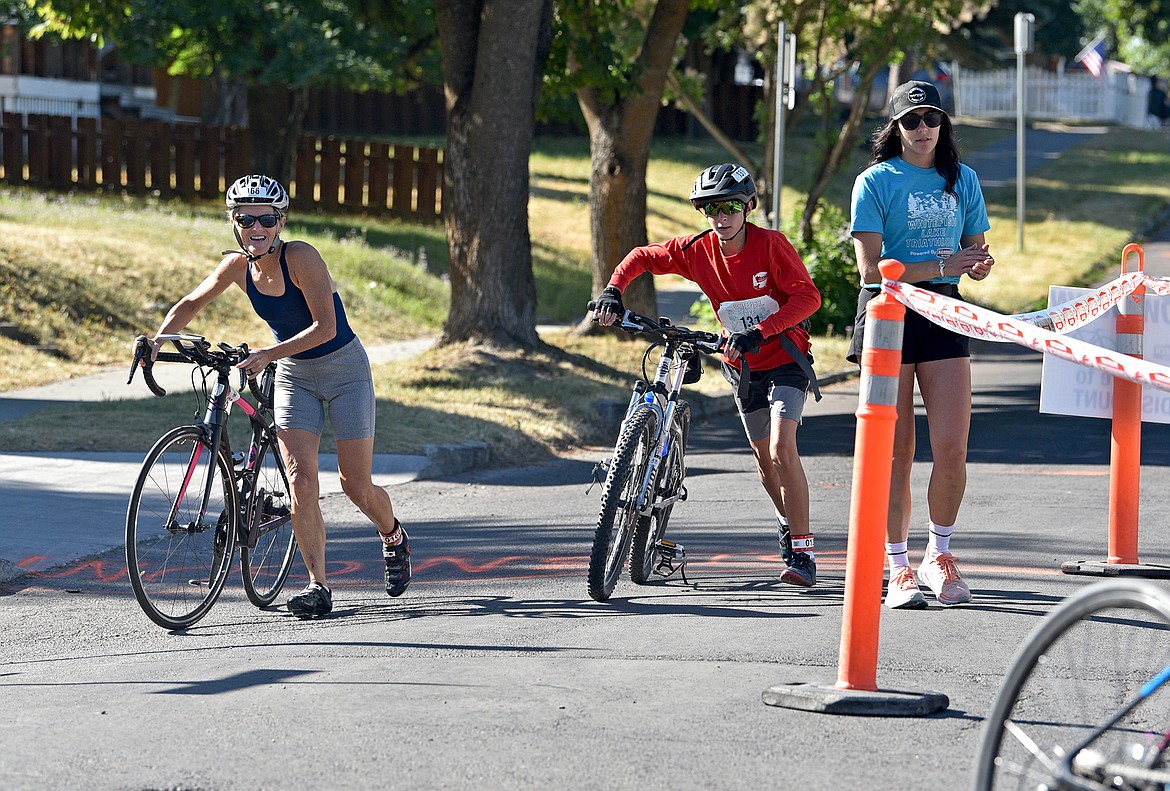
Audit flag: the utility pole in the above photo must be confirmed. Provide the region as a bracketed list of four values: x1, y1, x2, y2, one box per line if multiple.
[771, 23, 796, 230]
[1015, 12, 1035, 251]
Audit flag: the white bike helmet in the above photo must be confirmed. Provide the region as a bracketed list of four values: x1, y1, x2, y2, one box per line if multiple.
[226, 174, 289, 213]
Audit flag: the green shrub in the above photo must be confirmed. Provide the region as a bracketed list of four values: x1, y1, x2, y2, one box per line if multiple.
[793, 204, 858, 337]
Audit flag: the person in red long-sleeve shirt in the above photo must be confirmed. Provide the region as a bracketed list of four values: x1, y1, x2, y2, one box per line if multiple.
[592, 163, 823, 587]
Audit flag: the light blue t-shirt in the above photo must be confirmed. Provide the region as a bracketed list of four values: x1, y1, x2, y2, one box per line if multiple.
[850, 157, 990, 287]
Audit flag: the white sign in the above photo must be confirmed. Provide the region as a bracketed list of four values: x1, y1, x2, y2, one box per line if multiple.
[1039, 286, 1170, 423]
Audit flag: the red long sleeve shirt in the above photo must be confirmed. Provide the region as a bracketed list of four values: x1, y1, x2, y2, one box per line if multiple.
[609, 223, 822, 370]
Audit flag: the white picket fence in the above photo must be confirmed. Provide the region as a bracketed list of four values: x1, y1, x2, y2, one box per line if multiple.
[953, 64, 1150, 128]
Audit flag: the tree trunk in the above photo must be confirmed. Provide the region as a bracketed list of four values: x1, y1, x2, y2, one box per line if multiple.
[436, 0, 552, 349]
[207, 74, 247, 128]
[798, 61, 883, 245]
[245, 84, 295, 183]
[574, 0, 691, 333]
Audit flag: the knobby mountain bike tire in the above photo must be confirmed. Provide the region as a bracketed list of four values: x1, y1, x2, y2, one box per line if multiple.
[630, 400, 690, 585]
[588, 406, 658, 602]
[972, 579, 1170, 791]
[125, 425, 238, 630]
[240, 437, 297, 608]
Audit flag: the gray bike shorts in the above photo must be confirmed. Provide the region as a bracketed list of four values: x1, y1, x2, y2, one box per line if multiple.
[721, 360, 810, 442]
[272, 337, 376, 441]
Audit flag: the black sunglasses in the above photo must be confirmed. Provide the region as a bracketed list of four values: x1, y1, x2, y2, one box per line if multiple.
[898, 110, 944, 131]
[233, 213, 281, 229]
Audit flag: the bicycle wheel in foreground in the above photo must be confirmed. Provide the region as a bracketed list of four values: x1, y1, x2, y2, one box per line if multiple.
[240, 439, 297, 607]
[973, 579, 1170, 791]
[630, 401, 689, 585]
[588, 406, 657, 602]
[125, 426, 238, 630]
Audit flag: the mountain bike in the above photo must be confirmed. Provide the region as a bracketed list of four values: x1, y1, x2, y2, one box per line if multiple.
[972, 579, 1170, 790]
[584, 307, 730, 602]
[124, 334, 297, 629]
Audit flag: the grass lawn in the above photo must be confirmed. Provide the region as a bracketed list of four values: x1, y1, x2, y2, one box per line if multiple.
[2, 117, 1170, 461]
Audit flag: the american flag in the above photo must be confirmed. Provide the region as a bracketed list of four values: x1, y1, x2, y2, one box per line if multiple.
[1076, 37, 1106, 79]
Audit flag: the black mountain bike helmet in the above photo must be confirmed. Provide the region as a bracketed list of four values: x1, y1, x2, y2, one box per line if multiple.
[689, 163, 757, 211]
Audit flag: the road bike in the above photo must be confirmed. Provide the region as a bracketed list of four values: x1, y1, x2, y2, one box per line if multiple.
[124, 334, 297, 629]
[585, 307, 731, 602]
[972, 579, 1170, 790]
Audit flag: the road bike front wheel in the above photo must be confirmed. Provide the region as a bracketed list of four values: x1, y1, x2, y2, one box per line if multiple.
[630, 401, 689, 585]
[588, 406, 658, 602]
[125, 426, 238, 630]
[973, 579, 1170, 791]
[240, 437, 297, 607]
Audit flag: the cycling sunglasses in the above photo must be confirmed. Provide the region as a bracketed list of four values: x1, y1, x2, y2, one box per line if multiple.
[233, 213, 282, 229]
[898, 110, 944, 131]
[699, 199, 745, 217]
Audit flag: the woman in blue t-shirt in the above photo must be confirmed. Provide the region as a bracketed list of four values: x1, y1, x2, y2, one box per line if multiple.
[145, 175, 411, 618]
[848, 81, 994, 611]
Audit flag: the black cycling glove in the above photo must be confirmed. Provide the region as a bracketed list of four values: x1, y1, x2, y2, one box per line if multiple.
[729, 327, 764, 356]
[594, 285, 624, 316]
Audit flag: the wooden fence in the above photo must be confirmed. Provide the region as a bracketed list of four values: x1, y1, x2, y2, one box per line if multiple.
[0, 113, 443, 222]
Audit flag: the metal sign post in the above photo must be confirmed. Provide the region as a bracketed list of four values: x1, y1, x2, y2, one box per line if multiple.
[771, 23, 796, 230]
[1015, 12, 1035, 251]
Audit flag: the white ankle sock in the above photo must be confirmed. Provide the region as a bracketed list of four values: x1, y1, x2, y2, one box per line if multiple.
[886, 541, 910, 570]
[927, 522, 954, 558]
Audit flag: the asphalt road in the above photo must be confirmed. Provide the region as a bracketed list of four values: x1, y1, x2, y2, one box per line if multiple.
[6, 335, 1170, 790]
[7, 124, 1170, 789]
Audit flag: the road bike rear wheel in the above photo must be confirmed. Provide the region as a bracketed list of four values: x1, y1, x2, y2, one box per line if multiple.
[973, 580, 1170, 791]
[125, 426, 238, 630]
[630, 401, 689, 585]
[588, 406, 657, 602]
[240, 438, 297, 607]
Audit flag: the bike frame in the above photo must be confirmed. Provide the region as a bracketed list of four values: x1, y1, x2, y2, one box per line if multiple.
[1053, 662, 1170, 789]
[168, 366, 277, 547]
[617, 337, 693, 519]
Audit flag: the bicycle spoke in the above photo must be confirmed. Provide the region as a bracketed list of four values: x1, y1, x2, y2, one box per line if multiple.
[240, 439, 297, 607]
[126, 427, 237, 629]
[974, 581, 1170, 791]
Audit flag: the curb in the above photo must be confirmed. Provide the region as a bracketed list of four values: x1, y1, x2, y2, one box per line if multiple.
[420, 441, 492, 478]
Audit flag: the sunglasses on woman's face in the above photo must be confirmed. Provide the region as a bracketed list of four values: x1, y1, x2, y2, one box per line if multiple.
[699, 199, 745, 217]
[234, 213, 281, 229]
[898, 110, 944, 131]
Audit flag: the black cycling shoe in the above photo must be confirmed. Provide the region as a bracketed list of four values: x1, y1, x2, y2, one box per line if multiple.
[381, 521, 412, 598]
[780, 551, 816, 588]
[777, 520, 794, 565]
[286, 581, 332, 618]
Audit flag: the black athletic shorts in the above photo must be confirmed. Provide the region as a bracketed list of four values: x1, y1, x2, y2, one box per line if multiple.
[846, 282, 970, 365]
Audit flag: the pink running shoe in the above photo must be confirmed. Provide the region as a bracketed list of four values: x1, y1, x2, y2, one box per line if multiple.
[917, 552, 972, 606]
[884, 565, 927, 610]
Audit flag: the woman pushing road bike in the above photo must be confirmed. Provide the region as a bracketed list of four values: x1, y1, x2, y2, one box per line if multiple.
[592, 162, 823, 588]
[139, 174, 411, 619]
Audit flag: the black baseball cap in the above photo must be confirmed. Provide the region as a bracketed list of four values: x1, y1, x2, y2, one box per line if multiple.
[889, 80, 945, 120]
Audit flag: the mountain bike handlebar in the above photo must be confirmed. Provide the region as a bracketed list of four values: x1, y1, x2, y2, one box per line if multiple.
[587, 303, 756, 398]
[128, 334, 265, 402]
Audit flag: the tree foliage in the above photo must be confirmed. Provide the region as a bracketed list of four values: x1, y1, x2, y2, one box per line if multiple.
[550, 0, 709, 327]
[16, 0, 439, 178]
[1073, 0, 1170, 78]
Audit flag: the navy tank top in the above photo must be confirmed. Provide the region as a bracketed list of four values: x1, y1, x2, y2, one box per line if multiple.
[244, 243, 356, 359]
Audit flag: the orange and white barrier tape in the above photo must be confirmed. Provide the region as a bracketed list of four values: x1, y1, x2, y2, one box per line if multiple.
[882, 276, 1170, 393]
[1007, 271, 1145, 332]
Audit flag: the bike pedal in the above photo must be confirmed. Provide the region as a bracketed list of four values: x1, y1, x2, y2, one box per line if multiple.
[653, 539, 686, 567]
